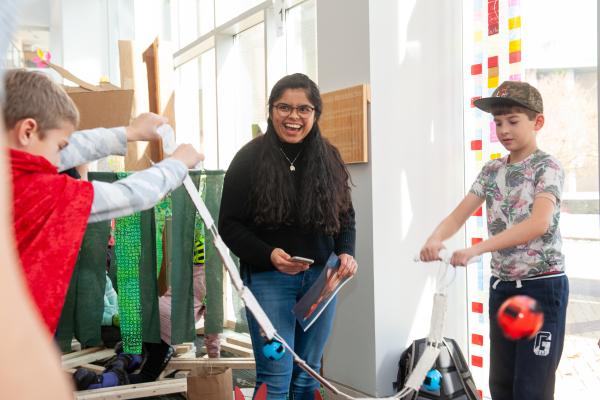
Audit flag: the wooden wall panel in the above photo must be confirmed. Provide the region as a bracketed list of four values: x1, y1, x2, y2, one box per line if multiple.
[319, 84, 370, 164]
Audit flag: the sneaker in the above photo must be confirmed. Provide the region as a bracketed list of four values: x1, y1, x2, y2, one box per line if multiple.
[73, 368, 99, 391]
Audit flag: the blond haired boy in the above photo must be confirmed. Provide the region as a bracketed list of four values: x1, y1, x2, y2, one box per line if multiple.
[4, 69, 202, 334]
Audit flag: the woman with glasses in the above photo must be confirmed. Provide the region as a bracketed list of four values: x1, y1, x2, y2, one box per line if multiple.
[219, 73, 357, 400]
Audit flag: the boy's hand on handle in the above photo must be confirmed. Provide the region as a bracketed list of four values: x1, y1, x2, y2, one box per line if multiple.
[420, 238, 445, 262]
[270, 248, 310, 275]
[450, 247, 480, 267]
[126, 112, 168, 142]
[170, 144, 204, 168]
[337, 253, 358, 278]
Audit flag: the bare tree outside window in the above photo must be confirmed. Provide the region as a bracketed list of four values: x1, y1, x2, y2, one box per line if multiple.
[530, 69, 599, 195]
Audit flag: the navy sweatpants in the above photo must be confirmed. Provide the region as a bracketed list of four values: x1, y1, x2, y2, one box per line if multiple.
[488, 275, 569, 400]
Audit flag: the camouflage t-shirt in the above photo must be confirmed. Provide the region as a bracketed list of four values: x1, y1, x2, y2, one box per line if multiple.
[470, 149, 565, 280]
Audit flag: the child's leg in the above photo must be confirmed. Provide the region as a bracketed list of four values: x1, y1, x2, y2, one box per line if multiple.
[512, 276, 569, 400]
[128, 341, 175, 383]
[489, 279, 518, 400]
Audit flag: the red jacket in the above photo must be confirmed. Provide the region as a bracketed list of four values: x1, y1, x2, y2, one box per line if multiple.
[10, 149, 93, 333]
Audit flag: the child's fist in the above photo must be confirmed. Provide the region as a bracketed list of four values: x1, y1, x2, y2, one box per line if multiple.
[171, 144, 204, 168]
[419, 239, 445, 262]
[126, 112, 168, 142]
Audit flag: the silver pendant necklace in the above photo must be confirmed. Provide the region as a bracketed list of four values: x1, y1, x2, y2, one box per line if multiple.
[279, 148, 302, 171]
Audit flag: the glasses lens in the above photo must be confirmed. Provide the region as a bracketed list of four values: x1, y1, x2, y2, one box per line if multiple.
[275, 104, 290, 115]
[298, 106, 313, 116]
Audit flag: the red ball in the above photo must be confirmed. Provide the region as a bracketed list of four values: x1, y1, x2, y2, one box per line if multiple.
[496, 295, 544, 340]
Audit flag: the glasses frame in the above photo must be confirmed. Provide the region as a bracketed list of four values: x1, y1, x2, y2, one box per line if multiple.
[272, 103, 315, 118]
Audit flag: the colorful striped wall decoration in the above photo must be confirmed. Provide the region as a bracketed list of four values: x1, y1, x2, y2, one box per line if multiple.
[487, 0, 499, 35]
[464, 0, 522, 397]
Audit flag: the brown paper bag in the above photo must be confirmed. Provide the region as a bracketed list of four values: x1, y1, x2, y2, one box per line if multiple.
[186, 366, 232, 400]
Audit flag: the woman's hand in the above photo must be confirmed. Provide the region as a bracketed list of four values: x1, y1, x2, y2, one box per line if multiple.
[270, 248, 310, 275]
[337, 253, 358, 279]
[419, 238, 445, 262]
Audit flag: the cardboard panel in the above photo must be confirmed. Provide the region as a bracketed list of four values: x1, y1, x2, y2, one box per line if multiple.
[66, 89, 134, 130]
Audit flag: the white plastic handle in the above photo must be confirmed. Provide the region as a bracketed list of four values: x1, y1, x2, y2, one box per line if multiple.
[157, 124, 177, 155]
[414, 249, 481, 266]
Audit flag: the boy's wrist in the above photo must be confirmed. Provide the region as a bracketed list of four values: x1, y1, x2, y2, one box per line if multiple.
[471, 242, 485, 256]
[427, 235, 442, 244]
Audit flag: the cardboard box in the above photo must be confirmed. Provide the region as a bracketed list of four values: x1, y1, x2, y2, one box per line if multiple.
[49, 63, 134, 130]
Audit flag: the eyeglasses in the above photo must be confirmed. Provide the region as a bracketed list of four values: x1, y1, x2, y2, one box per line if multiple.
[273, 103, 315, 117]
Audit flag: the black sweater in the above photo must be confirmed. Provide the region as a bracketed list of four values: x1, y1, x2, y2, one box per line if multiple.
[218, 135, 356, 273]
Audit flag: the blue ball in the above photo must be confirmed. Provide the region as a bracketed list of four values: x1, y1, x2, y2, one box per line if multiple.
[422, 368, 442, 392]
[262, 340, 285, 361]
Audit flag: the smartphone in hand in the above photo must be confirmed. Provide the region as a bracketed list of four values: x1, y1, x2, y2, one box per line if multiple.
[291, 256, 314, 264]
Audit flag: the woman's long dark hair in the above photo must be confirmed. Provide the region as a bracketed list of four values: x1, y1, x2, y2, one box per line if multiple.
[249, 73, 352, 235]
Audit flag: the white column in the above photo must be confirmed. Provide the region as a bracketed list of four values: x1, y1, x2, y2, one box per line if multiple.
[317, 0, 376, 394]
[369, 0, 466, 394]
[318, 0, 467, 395]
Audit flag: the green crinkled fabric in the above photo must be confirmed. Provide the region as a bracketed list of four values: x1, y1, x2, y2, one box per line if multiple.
[155, 196, 172, 276]
[55, 221, 111, 351]
[56, 170, 241, 354]
[114, 207, 143, 354]
[201, 171, 247, 334]
[169, 173, 201, 344]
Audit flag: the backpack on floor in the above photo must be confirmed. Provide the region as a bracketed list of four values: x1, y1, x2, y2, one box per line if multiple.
[394, 337, 481, 400]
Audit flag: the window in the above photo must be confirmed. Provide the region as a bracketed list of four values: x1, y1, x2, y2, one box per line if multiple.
[172, 0, 317, 169]
[285, 0, 317, 80]
[170, 0, 215, 50]
[215, 0, 264, 27]
[463, 1, 598, 398]
[218, 22, 266, 168]
[522, 3, 599, 399]
[175, 49, 217, 168]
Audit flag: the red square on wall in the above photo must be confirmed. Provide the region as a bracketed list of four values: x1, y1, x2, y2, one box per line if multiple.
[472, 237, 483, 246]
[471, 140, 482, 150]
[472, 333, 484, 346]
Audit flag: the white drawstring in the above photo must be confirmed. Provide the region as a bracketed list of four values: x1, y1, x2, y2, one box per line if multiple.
[492, 273, 565, 290]
[492, 278, 501, 289]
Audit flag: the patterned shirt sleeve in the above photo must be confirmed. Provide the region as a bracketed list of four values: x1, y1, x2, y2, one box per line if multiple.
[469, 161, 490, 198]
[88, 159, 188, 223]
[534, 157, 564, 203]
[59, 127, 127, 172]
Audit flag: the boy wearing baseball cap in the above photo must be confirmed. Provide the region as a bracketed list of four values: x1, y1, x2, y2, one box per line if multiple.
[420, 80, 567, 400]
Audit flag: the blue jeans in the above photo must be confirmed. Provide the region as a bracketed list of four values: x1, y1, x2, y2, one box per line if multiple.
[489, 275, 569, 400]
[243, 266, 337, 400]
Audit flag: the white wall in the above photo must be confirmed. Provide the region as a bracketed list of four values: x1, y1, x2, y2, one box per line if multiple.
[318, 0, 468, 396]
[370, 0, 466, 394]
[316, 0, 377, 394]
